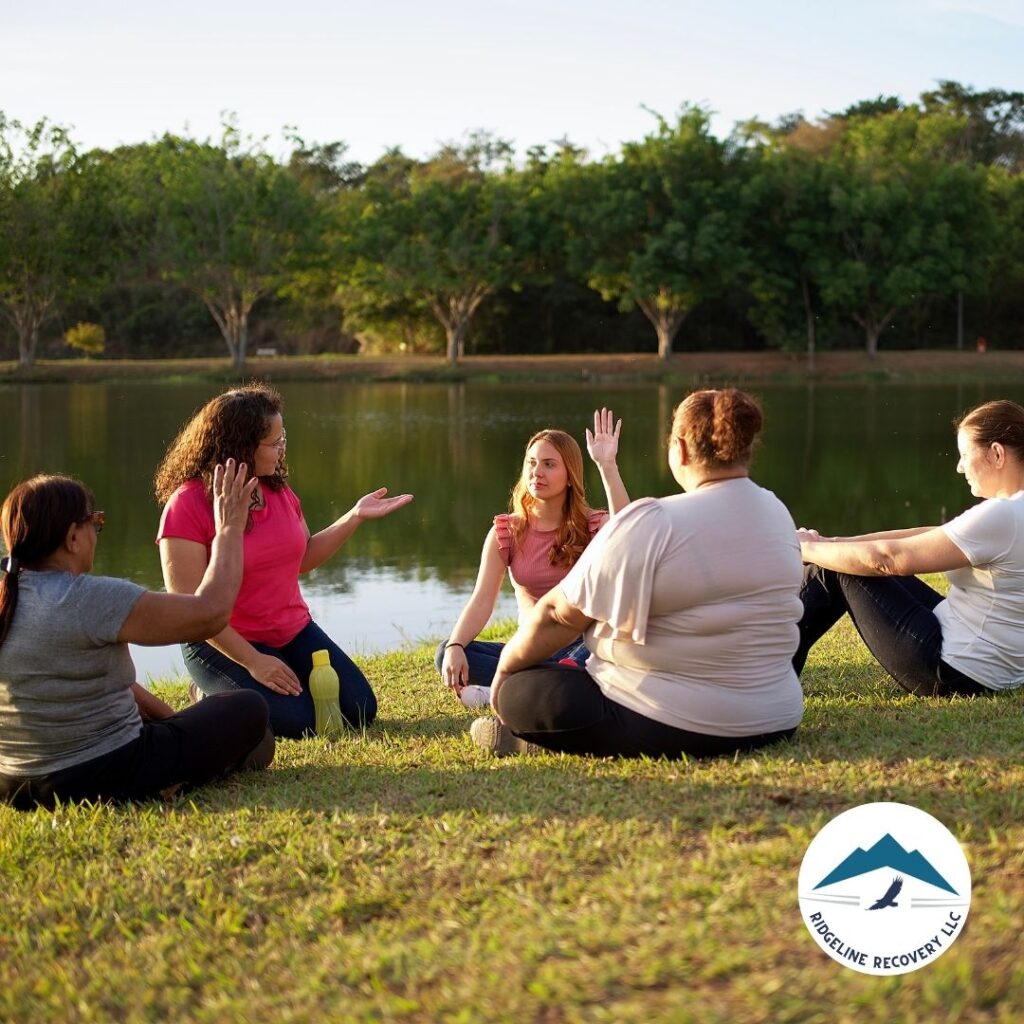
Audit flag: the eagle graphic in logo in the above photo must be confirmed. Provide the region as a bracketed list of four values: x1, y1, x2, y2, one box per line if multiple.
[867, 875, 903, 910]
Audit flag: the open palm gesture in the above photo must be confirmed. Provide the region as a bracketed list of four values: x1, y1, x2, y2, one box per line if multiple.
[352, 486, 414, 521]
[585, 407, 622, 468]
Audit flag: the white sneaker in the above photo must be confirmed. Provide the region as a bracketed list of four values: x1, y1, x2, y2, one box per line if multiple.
[458, 685, 492, 709]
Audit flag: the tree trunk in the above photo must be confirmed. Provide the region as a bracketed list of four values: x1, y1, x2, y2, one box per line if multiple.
[235, 314, 249, 368]
[445, 319, 469, 365]
[4, 296, 51, 368]
[637, 294, 689, 362]
[429, 288, 490, 366]
[854, 306, 896, 359]
[801, 277, 816, 375]
[204, 296, 252, 368]
[18, 323, 40, 368]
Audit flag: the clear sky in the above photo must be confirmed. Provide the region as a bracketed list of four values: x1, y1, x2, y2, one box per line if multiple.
[4, 0, 1023, 164]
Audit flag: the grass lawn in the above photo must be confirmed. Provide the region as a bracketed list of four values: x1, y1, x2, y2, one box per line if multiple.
[2, 612, 1023, 1023]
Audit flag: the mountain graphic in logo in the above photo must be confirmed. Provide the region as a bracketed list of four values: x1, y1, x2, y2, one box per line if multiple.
[813, 833, 957, 894]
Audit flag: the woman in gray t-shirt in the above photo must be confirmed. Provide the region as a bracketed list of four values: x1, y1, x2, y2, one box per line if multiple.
[0, 464, 274, 809]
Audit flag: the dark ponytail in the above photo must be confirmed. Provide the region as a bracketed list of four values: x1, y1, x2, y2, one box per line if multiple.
[0, 475, 93, 648]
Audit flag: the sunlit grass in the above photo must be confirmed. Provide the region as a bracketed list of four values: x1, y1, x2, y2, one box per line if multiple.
[2, 610, 1023, 1022]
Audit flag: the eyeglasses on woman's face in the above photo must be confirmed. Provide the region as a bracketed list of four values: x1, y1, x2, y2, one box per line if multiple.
[259, 429, 287, 450]
[79, 510, 106, 534]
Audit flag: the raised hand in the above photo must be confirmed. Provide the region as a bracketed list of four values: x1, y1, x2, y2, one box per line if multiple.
[585, 407, 622, 468]
[351, 486, 414, 522]
[212, 459, 258, 534]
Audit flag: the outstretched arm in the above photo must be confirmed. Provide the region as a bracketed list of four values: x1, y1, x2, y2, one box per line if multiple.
[300, 487, 414, 573]
[585, 407, 629, 514]
[798, 526, 969, 577]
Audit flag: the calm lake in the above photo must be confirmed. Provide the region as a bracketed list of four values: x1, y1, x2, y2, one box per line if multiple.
[0, 378, 1012, 681]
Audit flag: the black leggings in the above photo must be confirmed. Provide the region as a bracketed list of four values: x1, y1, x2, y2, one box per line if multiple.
[493, 664, 797, 759]
[794, 564, 992, 698]
[0, 691, 273, 810]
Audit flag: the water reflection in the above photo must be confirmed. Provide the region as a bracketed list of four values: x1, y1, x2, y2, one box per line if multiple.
[0, 378, 1016, 679]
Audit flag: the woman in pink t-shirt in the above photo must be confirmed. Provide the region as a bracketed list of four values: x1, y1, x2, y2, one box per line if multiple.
[155, 385, 413, 739]
[436, 409, 629, 708]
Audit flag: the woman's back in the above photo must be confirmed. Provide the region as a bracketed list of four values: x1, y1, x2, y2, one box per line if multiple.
[0, 571, 144, 776]
[564, 478, 804, 736]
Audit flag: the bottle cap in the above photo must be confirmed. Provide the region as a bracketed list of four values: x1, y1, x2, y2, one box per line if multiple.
[312, 649, 330, 668]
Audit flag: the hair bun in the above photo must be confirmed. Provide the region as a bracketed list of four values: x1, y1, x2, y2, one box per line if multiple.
[673, 388, 763, 468]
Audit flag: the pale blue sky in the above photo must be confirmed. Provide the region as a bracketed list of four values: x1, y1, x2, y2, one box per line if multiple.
[4, 0, 1023, 163]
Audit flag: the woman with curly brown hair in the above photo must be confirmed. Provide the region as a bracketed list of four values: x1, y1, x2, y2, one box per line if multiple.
[155, 385, 413, 739]
[436, 409, 629, 708]
[472, 389, 804, 759]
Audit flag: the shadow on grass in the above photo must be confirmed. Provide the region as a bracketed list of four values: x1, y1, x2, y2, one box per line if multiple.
[189, 692, 1024, 830]
[213, 761, 1019, 833]
[374, 690, 1024, 759]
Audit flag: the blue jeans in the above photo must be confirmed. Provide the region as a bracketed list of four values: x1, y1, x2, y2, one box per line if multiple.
[184, 620, 377, 739]
[794, 564, 991, 698]
[433, 637, 589, 688]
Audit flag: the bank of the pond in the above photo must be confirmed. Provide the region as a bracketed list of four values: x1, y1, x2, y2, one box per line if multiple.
[2, 349, 1023, 386]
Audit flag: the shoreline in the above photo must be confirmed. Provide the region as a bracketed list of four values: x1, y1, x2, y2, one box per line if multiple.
[1, 349, 1021, 385]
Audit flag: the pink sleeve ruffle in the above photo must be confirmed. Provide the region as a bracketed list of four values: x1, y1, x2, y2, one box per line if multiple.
[587, 510, 609, 538]
[493, 514, 514, 566]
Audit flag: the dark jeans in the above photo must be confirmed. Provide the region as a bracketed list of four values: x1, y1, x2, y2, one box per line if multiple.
[0, 691, 273, 810]
[183, 619, 377, 739]
[493, 664, 797, 759]
[794, 563, 992, 698]
[433, 637, 589, 688]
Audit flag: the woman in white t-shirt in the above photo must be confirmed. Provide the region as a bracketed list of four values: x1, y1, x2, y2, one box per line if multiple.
[471, 389, 805, 758]
[794, 399, 1024, 698]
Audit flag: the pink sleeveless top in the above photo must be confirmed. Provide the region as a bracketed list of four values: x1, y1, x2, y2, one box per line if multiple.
[494, 511, 608, 618]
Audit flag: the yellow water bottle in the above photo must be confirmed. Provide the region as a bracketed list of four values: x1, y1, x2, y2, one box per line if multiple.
[309, 649, 344, 739]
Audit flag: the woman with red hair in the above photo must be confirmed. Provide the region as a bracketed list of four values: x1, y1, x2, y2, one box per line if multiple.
[476, 389, 804, 759]
[437, 409, 629, 708]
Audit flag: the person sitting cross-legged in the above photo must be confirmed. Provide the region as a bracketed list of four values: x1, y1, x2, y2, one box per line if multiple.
[472, 389, 804, 759]
[0, 462, 274, 810]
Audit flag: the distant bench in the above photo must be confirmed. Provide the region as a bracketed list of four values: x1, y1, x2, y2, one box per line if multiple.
[255, 346, 277, 357]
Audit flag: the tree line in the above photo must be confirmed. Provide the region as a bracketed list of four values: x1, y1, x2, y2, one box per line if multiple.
[2, 81, 1023, 368]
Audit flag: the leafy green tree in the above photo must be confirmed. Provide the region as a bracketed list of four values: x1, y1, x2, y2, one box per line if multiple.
[565, 107, 747, 360]
[0, 115, 88, 366]
[742, 144, 834, 368]
[988, 167, 1024, 335]
[120, 126, 324, 367]
[338, 134, 537, 364]
[919, 80, 1024, 170]
[820, 111, 994, 356]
